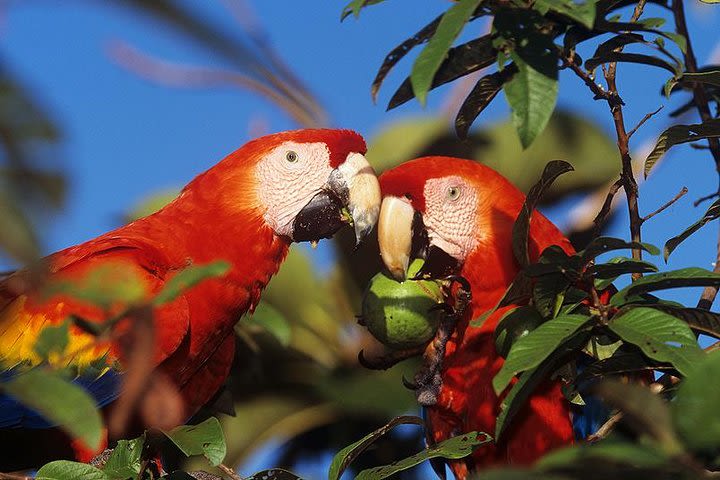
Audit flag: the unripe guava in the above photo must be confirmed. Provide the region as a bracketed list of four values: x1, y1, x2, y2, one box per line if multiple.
[361, 260, 444, 350]
[494, 305, 544, 357]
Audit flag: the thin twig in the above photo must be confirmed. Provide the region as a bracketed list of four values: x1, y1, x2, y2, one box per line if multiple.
[694, 191, 720, 207]
[218, 463, 243, 480]
[586, 411, 623, 443]
[592, 179, 624, 236]
[627, 106, 663, 139]
[641, 186, 688, 223]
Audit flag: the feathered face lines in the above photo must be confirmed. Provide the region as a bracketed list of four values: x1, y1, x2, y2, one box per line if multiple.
[252, 129, 380, 244]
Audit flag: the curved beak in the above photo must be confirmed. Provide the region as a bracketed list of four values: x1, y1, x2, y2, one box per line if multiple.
[377, 196, 415, 281]
[377, 195, 460, 282]
[292, 152, 380, 244]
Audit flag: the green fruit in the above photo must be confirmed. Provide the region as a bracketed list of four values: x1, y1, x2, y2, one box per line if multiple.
[361, 260, 444, 350]
[493, 305, 544, 357]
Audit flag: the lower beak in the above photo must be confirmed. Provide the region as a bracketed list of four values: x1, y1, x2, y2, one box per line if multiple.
[378, 196, 460, 281]
[292, 152, 380, 244]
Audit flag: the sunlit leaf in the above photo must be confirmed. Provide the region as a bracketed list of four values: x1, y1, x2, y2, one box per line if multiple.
[680, 70, 720, 87]
[341, 0, 387, 21]
[3, 369, 104, 451]
[355, 431, 492, 480]
[649, 305, 720, 339]
[35, 460, 109, 480]
[164, 417, 226, 466]
[608, 307, 704, 376]
[493, 314, 592, 394]
[410, 0, 482, 106]
[664, 198, 720, 261]
[101, 435, 145, 479]
[533, 0, 597, 28]
[645, 119, 720, 177]
[154, 261, 230, 306]
[610, 268, 720, 306]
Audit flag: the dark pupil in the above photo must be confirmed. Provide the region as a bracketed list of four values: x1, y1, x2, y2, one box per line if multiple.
[287, 151, 297, 162]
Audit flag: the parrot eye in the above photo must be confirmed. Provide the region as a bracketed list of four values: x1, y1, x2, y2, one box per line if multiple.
[285, 150, 298, 163]
[447, 185, 462, 201]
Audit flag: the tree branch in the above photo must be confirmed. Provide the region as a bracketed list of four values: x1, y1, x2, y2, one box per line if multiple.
[641, 186, 688, 223]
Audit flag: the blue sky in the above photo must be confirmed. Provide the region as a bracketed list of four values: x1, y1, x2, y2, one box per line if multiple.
[2, 0, 720, 475]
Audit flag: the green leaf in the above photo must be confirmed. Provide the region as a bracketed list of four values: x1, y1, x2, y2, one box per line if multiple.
[35, 461, 109, 480]
[355, 431, 491, 480]
[595, 380, 683, 455]
[586, 257, 659, 279]
[608, 307, 704, 376]
[680, 70, 720, 87]
[3, 369, 104, 451]
[610, 268, 720, 306]
[537, 441, 669, 470]
[164, 417, 226, 466]
[340, 0, 387, 20]
[650, 305, 720, 339]
[243, 302, 292, 346]
[579, 237, 660, 264]
[471, 272, 532, 327]
[0, 190, 40, 264]
[645, 119, 720, 177]
[533, 0, 596, 28]
[576, 348, 667, 385]
[101, 435, 145, 479]
[493, 314, 592, 394]
[410, 0, 482, 106]
[328, 416, 423, 480]
[700, 0, 720, 3]
[533, 273, 570, 318]
[664, 198, 720, 261]
[504, 53, 559, 148]
[512, 161, 574, 266]
[672, 351, 720, 453]
[154, 261, 230, 306]
[496, 363, 556, 440]
[33, 320, 70, 361]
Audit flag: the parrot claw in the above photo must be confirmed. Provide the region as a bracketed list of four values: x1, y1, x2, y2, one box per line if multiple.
[402, 375, 419, 390]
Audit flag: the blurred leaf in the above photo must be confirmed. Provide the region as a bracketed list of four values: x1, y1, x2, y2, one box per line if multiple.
[4, 369, 104, 451]
[513, 161, 574, 267]
[644, 119, 720, 177]
[246, 470, 304, 480]
[493, 314, 592, 394]
[533, 0, 597, 28]
[124, 189, 178, 223]
[355, 431, 492, 480]
[608, 307, 704, 376]
[455, 68, 514, 139]
[410, 0, 482, 106]
[33, 320, 70, 361]
[371, 14, 442, 103]
[43, 261, 147, 309]
[154, 261, 230, 306]
[35, 460, 109, 480]
[365, 117, 447, 172]
[672, 351, 720, 454]
[328, 415, 423, 480]
[649, 305, 720, 339]
[341, 0, 387, 20]
[316, 370, 416, 417]
[0, 190, 40, 263]
[390, 35, 496, 110]
[610, 268, 720, 306]
[243, 302, 292, 347]
[664, 198, 720, 261]
[680, 70, 720, 86]
[595, 381, 683, 455]
[504, 49, 559, 149]
[101, 435, 145, 479]
[164, 417, 226, 467]
[537, 441, 669, 470]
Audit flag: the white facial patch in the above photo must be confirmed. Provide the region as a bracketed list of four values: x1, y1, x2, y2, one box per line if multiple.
[422, 176, 478, 263]
[256, 141, 334, 238]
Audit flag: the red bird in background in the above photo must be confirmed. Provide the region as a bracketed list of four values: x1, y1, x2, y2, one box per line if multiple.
[377, 157, 575, 478]
[0, 129, 380, 470]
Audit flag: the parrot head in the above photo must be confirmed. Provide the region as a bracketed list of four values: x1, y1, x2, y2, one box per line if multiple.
[377, 156, 521, 281]
[201, 128, 381, 245]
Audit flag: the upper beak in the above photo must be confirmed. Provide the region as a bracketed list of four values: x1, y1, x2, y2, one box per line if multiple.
[377, 196, 414, 281]
[292, 152, 380, 244]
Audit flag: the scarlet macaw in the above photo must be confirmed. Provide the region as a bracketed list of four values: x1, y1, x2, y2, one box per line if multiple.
[377, 157, 576, 478]
[0, 129, 380, 469]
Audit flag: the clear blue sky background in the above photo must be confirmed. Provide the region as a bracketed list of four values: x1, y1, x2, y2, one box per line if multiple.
[2, 0, 719, 476]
